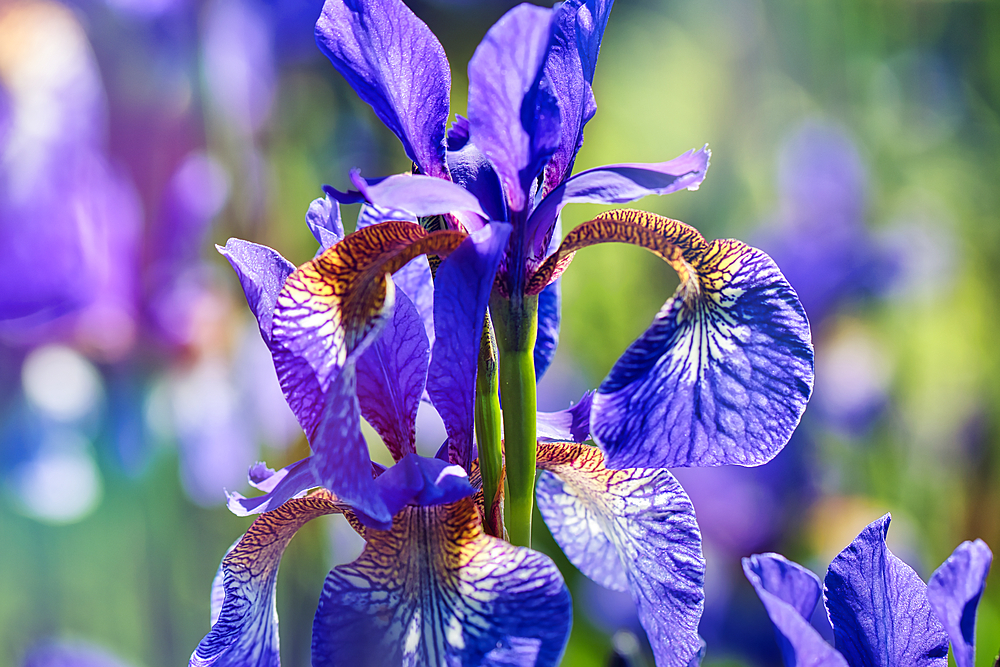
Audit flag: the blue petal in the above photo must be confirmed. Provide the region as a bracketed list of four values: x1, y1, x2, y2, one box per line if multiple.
[536, 391, 593, 442]
[544, 212, 816, 469]
[315, 0, 451, 177]
[191, 491, 347, 667]
[927, 539, 993, 667]
[542, 0, 614, 192]
[349, 170, 486, 219]
[217, 239, 295, 343]
[312, 498, 571, 666]
[527, 148, 711, 261]
[356, 202, 417, 228]
[467, 4, 561, 213]
[426, 223, 511, 470]
[534, 278, 562, 380]
[535, 443, 704, 667]
[743, 553, 849, 667]
[392, 257, 435, 349]
[447, 141, 508, 224]
[356, 289, 429, 461]
[824, 514, 948, 667]
[307, 189, 345, 253]
[374, 453, 474, 516]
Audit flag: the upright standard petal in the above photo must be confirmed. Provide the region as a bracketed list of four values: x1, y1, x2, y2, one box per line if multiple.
[217, 239, 295, 344]
[312, 497, 572, 667]
[535, 442, 704, 667]
[426, 223, 512, 470]
[526, 147, 711, 261]
[927, 539, 993, 667]
[356, 289, 429, 461]
[467, 4, 561, 213]
[529, 209, 813, 469]
[191, 490, 347, 667]
[824, 514, 948, 667]
[316, 0, 451, 177]
[542, 0, 614, 192]
[743, 553, 849, 667]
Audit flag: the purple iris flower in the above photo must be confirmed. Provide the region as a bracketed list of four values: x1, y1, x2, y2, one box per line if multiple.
[744, 514, 993, 667]
[193, 189, 709, 665]
[316, 0, 814, 475]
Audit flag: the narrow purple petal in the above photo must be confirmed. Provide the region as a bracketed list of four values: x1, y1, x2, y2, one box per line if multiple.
[927, 539, 993, 667]
[312, 498, 571, 667]
[535, 279, 562, 379]
[217, 239, 295, 343]
[824, 514, 949, 667]
[446, 142, 508, 224]
[307, 189, 345, 253]
[392, 257, 435, 349]
[374, 453, 473, 516]
[356, 289, 429, 461]
[527, 147, 711, 260]
[568, 212, 814, 469]
[535, 443, 704, 667]
[191, 491, 346, 667]
[426, 223, 511, 469]
[536, 391, 593, 442]
[467, 4, 561, 213]
[352, 170, 486, 218]
[542, 0, 614, 192]
[227, 457, 318, 515]
[315, 0, 451, 177]
[743, 553, 849, 667]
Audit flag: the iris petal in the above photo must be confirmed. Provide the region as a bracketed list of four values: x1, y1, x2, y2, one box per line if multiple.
[467, 4, 561, 213]
[426, 224, 511, 470]
[531, 209, 813, 469]
[350, 171, 487, 219]
[217, 239, 295, 344]
[306, 189, 345, 254]
[535, 442, 704, 667]
[743, 553, 849, 667]
[927, 539, 993, 667]
[356, 289, 428, 461]
[535, 391, 592, 443]
[526, 148, 711, 262]
[824, 514, 948, 667]
[315, 0, 451, 178]
[311, 497, 572, 667]
[191, 490, 347, 667]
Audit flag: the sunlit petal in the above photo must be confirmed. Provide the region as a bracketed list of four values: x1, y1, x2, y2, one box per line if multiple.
[927, 539, 993, 667]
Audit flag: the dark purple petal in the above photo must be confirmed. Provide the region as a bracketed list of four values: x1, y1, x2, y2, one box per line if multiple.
[351, 170, 486, 218]
[217, 239, 295, 343]
[312, 498, 571, 667]
[315, 0, 451, 177]
[743, 553, 849, 667]
[392, 258, 435, 349]
[536, 391, 593, 442]
[535, 443, 704, 667]
[544, 211, 815, 469]
[374, 453, 473, 516]
[307, 189, 345, 253]
[824, 514, 949, 667]
[356, 289, 429, 461]
[191, 491, 347, 667]
[927, 539, 993, 667]
[542, 0, 614, 192]
[467, 4, 561, 213]
[527, 147, 711, 260]
[426, 223, 511, 469]
[534, 278, 561, 380]
[446, 142, 508, 224]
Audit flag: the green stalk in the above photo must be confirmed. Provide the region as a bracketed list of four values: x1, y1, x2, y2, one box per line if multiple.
[474, 314, 504, 538]
[490, 293, 538, 548]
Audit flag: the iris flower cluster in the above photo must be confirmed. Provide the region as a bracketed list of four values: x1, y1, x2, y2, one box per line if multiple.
[191, 0, 821, 664]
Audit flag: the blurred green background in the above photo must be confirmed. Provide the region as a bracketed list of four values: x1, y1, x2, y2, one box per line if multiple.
[1, 0, 999, 665]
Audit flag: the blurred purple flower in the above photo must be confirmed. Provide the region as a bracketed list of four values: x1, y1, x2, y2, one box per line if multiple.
[21, 639, 135, 667]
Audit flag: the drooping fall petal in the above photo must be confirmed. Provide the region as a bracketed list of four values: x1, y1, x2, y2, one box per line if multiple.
[530, 209, 813, 470]
[535, 442, 704, 667]
[312, 497, 572, 666]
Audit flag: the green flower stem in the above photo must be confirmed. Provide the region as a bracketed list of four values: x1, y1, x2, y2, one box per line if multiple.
[490, 293, 538, 548]
[474, 313, 504, 538]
